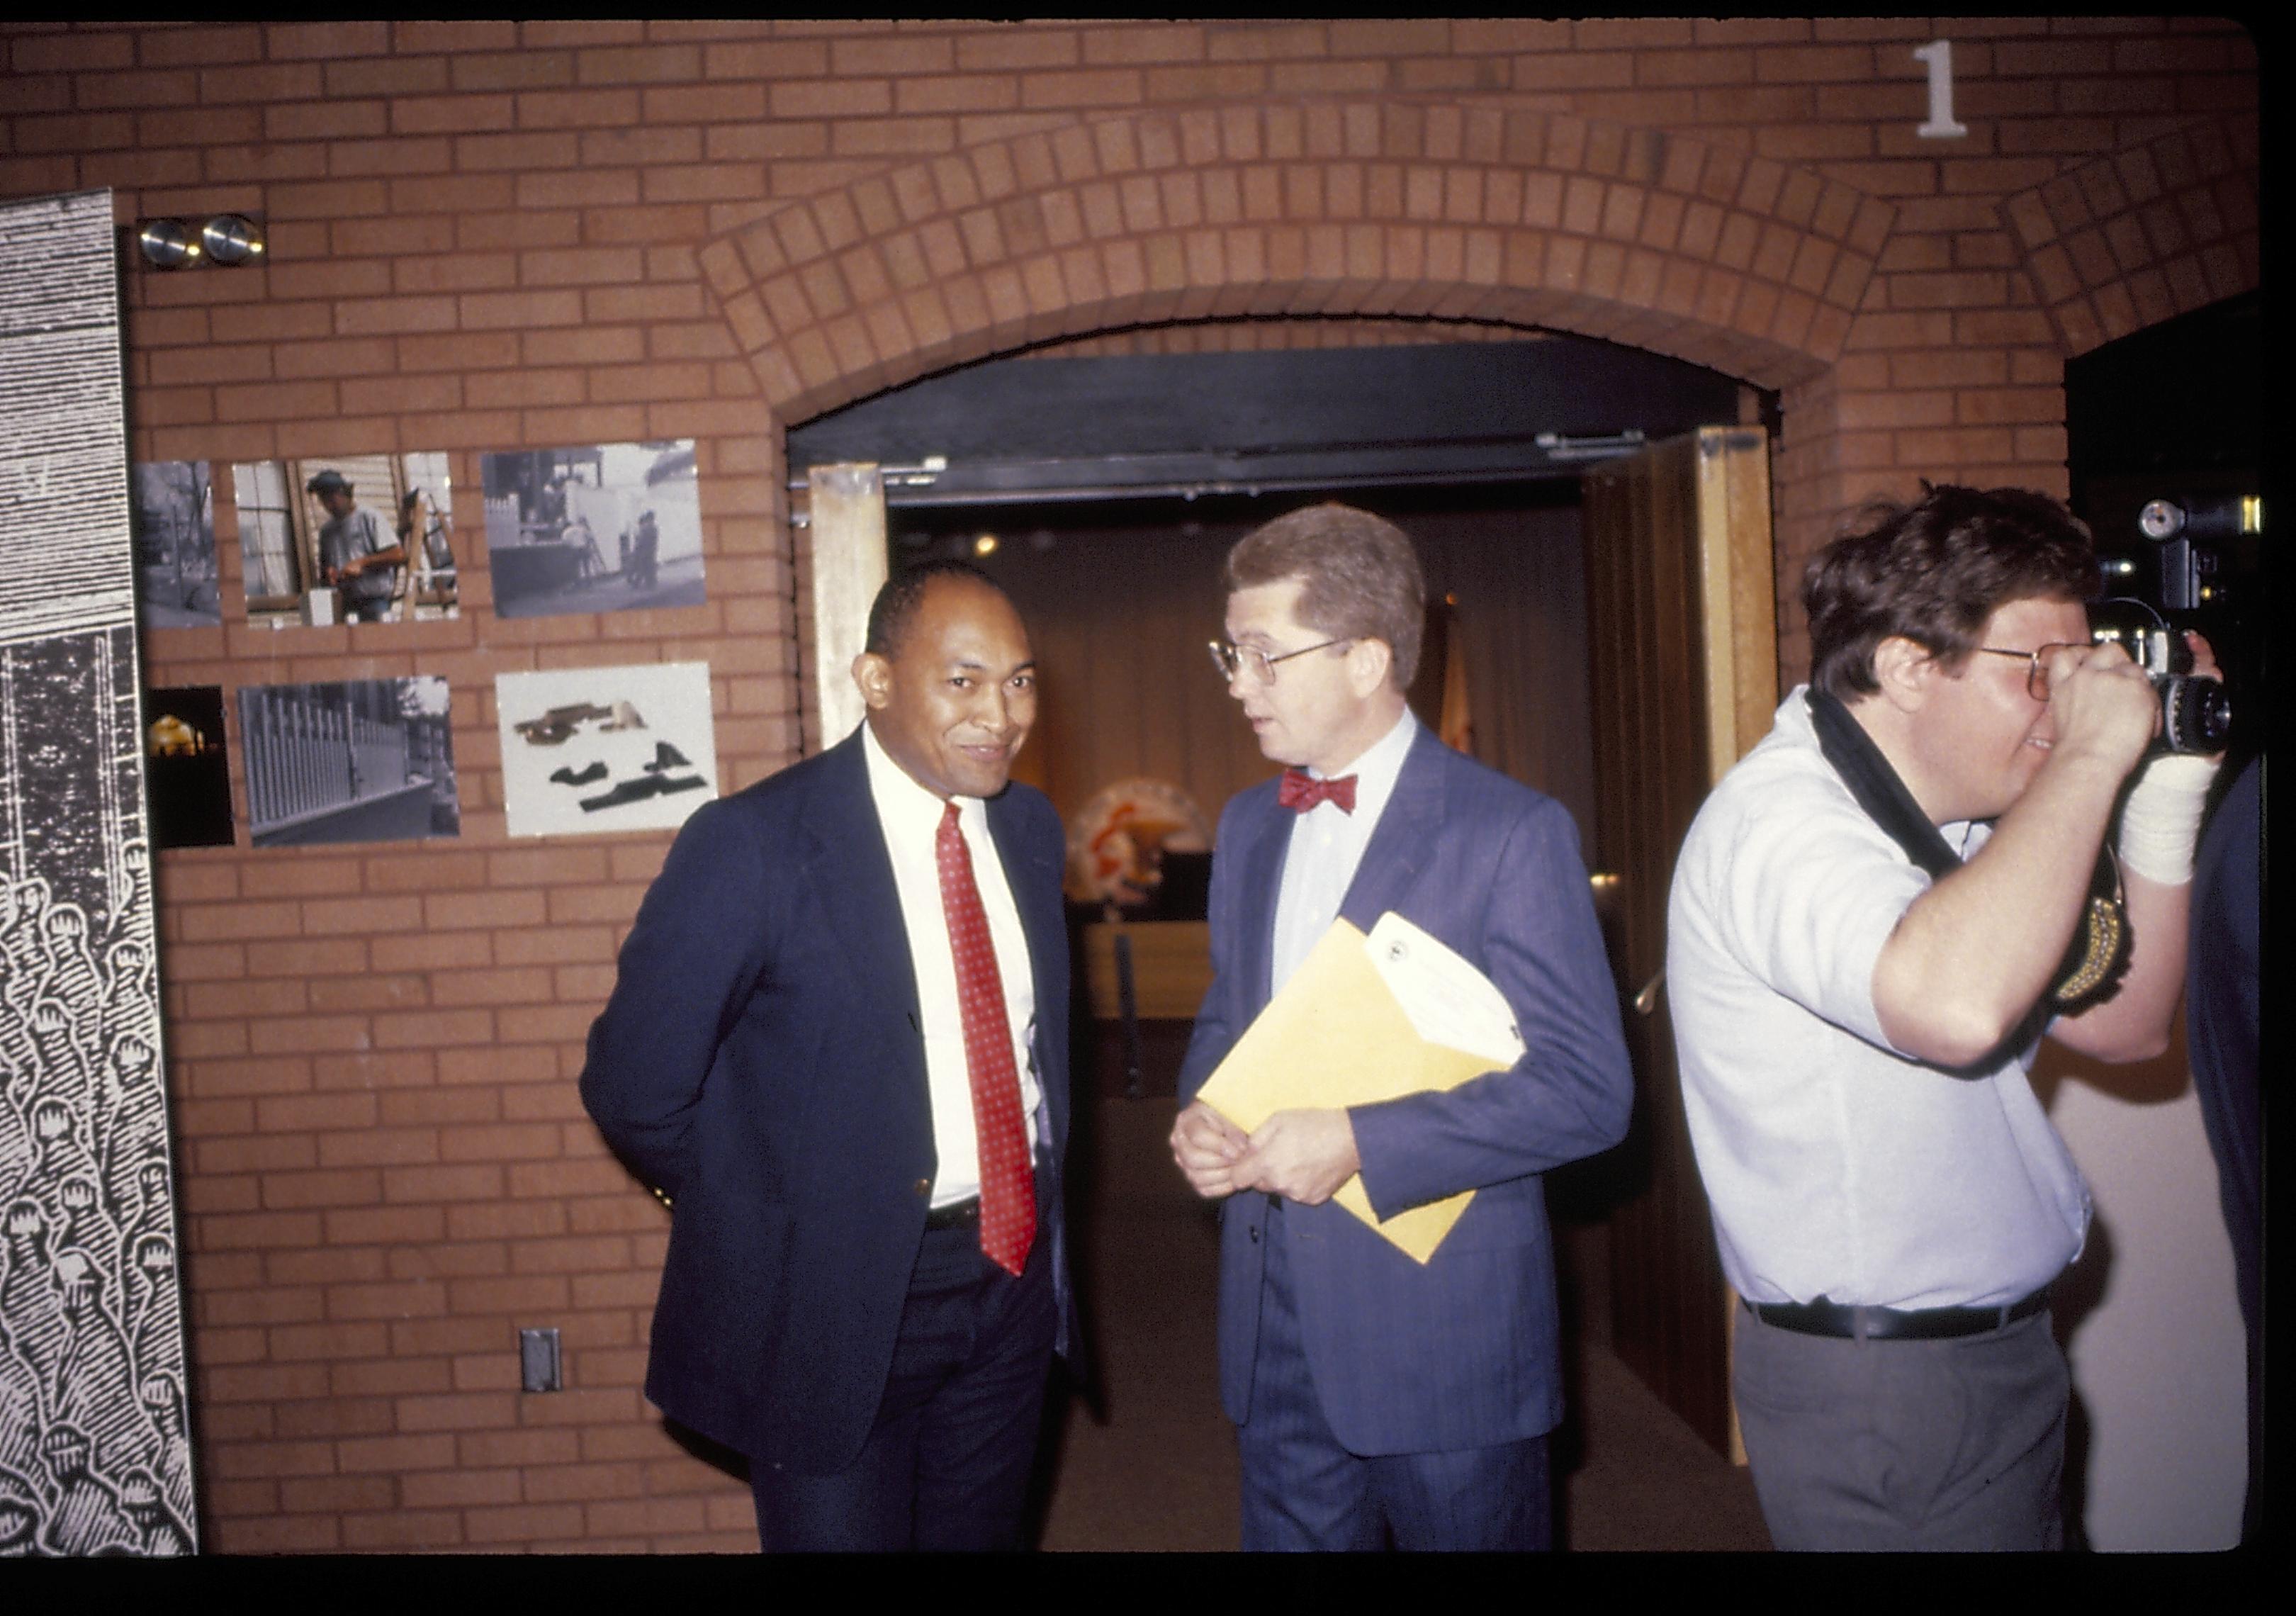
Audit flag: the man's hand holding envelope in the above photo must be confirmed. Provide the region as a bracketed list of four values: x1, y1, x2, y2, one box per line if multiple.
[1183, 912, 1526, 1263]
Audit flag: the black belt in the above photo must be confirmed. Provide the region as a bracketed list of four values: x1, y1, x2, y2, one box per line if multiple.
[923, 1196, 981, 1232]
[1745, 1285, 2052, 1341]
[921, 1152, 1052, 1233]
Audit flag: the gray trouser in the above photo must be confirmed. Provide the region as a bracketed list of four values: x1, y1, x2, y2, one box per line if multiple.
[1733, 1304, 2068, 1551]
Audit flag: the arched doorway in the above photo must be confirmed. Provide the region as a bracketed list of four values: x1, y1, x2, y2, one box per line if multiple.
[694, 94, 2261, 1482]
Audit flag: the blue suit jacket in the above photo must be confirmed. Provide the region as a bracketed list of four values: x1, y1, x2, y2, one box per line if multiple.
[580, 729, 1074, 1474]
[1179, 726, 1632, 1454]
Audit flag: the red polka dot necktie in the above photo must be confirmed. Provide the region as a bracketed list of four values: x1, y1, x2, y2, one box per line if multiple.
[935, 801, 1035, 1276]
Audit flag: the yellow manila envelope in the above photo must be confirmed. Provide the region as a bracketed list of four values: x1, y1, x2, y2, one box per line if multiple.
[1194, 914, 1525, 1263]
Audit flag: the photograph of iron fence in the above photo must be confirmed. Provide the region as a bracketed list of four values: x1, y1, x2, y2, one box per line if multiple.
[235, 678, 458, 848]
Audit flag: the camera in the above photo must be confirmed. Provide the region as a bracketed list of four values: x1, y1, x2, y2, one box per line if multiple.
[2087, 615, 2232, 756]
[2083, 492, 2256, 756]
[2133, 494, 2260, 612]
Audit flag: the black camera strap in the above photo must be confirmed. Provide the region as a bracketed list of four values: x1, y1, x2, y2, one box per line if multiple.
[1806, 688, 2128, 1016]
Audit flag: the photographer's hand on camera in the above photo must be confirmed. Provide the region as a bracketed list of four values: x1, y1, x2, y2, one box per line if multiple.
[2043, 629, 2222, 1060]
[2178, 629, 2222, 684]
[2041, 639, 2161, 783]
[1874, 627, 2217, 1068]
[2114, 629, 2222, 882]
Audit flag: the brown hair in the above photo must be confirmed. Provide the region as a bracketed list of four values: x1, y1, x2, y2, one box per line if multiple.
[1804, 483, 2100, 700]
[1224, 503, 1426, 688]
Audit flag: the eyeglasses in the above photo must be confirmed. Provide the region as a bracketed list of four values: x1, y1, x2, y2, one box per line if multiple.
[1974, 642, 2086, 701]
[1207, 636, 1351, 685]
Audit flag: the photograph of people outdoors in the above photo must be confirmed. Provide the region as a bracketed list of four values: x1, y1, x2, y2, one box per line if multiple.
[229, 453, 458, 629]
[479, 440, 704, 619]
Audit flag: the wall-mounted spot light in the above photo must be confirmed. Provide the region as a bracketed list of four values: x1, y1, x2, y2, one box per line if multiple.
[972, 533, 999, 557]
[135, 219, 201, 269]
[133, 213, 266, 270]
[200, 214, 264, 266]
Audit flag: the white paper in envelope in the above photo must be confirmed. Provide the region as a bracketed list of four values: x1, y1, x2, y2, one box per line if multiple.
[1363, 912, 1526, 1070]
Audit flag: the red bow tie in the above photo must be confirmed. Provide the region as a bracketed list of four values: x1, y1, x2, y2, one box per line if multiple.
[1278, 769, 1356, 814]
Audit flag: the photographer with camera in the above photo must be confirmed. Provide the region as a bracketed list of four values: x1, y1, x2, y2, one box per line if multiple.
[1666, 483, 2221, 1551]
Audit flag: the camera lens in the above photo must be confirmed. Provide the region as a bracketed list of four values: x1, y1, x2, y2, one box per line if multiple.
[2161, 674, 2232, 753]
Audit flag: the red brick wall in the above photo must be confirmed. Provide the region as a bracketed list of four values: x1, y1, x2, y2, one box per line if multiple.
[0, 18, 2256, 1552]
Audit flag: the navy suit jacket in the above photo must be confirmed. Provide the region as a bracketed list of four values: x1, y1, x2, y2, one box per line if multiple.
[580, 729, 1074, 1474]
[1179, 726, 1633, 1455]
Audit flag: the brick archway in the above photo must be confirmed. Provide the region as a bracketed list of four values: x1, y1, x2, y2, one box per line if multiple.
[2001, 113, 2259, 359]
[696, 98, 1898, 424]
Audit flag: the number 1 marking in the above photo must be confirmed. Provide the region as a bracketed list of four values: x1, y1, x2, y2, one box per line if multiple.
[1914, 39, 1969, 139]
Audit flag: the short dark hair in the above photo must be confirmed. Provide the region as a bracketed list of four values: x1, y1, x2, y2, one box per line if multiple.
[1224, 503, 1426, 687]
[864, 559, 1009, 658]
[1804, 483, 2100, 700]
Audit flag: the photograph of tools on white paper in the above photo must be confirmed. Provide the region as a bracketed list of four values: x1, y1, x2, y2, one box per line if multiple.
[495, 661, 718, 839]
[1191, 911, 1524, 1263]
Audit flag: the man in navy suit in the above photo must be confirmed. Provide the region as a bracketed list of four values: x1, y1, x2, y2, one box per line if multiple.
[1171, 504, 1633, 1551]
[581, 561, 1073, 1551]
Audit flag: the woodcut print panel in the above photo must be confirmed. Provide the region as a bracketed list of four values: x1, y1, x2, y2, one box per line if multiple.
[0, 189, 196, 1556]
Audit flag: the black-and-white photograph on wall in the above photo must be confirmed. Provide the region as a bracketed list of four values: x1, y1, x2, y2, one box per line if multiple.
[495, 661, 716, 838]
[141, 687, 233, 851]
[236, 677, 458, 848]
[129, 461, 219, 630]
[230, 452, 458, 630]
[480, 440, 704, 618]
[2, 186, 197, 1555]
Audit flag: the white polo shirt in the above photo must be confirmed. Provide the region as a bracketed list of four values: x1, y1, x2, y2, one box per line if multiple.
[862, 722, 1041, 1209]
[1665, 690, 2090, 1311]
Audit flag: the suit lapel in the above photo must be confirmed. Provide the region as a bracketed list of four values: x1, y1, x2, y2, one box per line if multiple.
[1338, 727, 1446, 931]
[1234, 792, 1291, 1012]
[986, 785, 1078, 1354]
[798, 731, 923, 1036]
[986, 789, 1064, 1045]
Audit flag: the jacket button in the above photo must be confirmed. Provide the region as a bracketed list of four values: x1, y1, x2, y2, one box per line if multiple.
[913, 1178, 931, 1197]
[1249, 1226, 1259, 1244]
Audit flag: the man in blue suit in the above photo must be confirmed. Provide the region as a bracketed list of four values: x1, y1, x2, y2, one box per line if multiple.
[582, 561, 1073, 1551]
[1172, 504, 1633, 1551]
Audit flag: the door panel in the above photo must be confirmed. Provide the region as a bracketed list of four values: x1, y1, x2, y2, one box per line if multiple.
[799, 462, 889, 755]
[1582, 427, 1777, 1457]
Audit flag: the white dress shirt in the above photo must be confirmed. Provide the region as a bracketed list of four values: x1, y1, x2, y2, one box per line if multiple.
[1270, 707, 1420, 994]
[862, 722, 1041, 1208]
[1665, 690, 2090, 1311]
